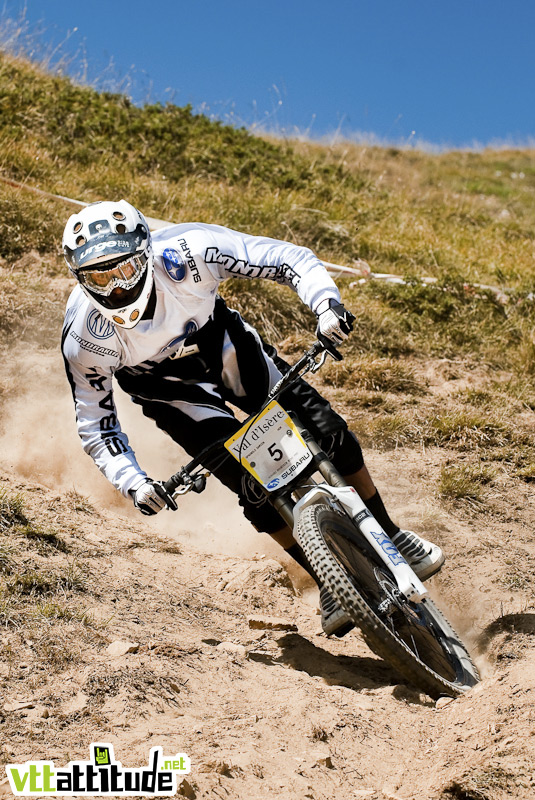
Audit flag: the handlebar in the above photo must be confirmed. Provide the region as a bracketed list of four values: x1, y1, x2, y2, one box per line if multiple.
[163, 337, 343, 497]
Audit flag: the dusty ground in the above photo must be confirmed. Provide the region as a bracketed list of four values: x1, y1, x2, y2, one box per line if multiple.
[1, 345, 534, 799]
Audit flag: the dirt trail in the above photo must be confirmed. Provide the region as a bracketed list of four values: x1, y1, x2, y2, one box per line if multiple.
[1, 347, 534, 799]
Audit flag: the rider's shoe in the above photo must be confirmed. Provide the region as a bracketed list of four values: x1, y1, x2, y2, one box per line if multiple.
[391, 529, 445, 581]
[319, 586, 355, 637]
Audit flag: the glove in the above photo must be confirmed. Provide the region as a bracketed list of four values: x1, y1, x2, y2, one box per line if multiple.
[130, 480, 178, 516]
[316, 300, 355, 345]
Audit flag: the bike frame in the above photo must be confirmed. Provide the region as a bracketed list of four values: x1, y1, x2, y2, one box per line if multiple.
[165, 339, 427, 604]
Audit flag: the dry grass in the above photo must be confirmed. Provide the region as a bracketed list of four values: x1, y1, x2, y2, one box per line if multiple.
[321, 355, 426, 394]
[4, 561, 87, 597]
[421, 409, 511, 449]
[65, 489, 98, 516]
[438, 462, 496, 503]
[0, 487, 27, 530]
[444, 766, 520, 798]
[0, 541, 16, 574]
[350, 412, 413, 449]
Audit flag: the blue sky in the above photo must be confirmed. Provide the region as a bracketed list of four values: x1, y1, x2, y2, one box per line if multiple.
[2, 0, 535, 148]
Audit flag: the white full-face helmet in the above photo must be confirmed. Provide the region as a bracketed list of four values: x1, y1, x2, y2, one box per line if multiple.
[62, 200, 153, 329]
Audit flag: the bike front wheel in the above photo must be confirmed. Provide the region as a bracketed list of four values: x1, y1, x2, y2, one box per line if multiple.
[297, 504, 479, 699]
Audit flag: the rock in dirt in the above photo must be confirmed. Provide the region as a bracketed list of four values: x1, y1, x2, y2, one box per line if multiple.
[435, 696, 455, 710]
[177, 777, 196, 798]
[217, 559, 295, 594]
[310, 745, 334, 769]
[106, 640, 140, 657]
[3, 701, 34, 712]
[215, 641, 246, 657]
[247, 615, 298, 631]
[314, 753, 334, 769]
[198, 759, 232, 775]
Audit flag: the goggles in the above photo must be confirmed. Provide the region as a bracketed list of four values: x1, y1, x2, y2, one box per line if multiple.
[77, 252, 148, 296]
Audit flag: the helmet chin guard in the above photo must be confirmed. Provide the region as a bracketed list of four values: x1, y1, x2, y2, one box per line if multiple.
[63, 200, 154, 329]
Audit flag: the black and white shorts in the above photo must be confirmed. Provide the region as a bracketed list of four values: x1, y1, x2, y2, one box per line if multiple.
[116, 297, 364, 533]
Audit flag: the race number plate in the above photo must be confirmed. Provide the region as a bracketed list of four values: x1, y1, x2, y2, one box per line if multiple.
[224, 401, 312, 491]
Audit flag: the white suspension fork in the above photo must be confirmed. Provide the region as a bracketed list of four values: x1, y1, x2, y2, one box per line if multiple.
[293, 485, 427, 602]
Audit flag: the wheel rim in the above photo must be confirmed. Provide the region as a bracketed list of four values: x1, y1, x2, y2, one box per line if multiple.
[322, 517, 460, 684]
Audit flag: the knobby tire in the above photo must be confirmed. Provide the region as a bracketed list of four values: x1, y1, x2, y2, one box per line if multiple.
[297, 504, 479, 699]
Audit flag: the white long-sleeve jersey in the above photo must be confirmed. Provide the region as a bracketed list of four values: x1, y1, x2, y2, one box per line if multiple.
[62, 222, 341, 495]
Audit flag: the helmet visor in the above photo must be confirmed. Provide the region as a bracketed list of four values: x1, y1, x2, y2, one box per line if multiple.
[78, 252, 148, 297]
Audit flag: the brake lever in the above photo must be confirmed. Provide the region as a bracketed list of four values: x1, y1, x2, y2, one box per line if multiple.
[310, 350, 329, 373]
[168, 470, 209, 497]
[170, 482, 192, 496]
[316, 333, 344, 362]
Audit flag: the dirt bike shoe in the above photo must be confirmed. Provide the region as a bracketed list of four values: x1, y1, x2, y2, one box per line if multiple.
[319, 586, 355, 637]
[391, 529, 445, 581]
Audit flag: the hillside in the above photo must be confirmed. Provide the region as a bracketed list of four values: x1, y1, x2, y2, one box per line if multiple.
[1, 422, 534, 800]
[1, 51, 535, 799]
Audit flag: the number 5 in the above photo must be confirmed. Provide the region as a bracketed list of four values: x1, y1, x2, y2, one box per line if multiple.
[268, 443, 283, 461]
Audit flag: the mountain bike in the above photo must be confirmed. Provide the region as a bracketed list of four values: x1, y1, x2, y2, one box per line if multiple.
[164, 339, 480, 699]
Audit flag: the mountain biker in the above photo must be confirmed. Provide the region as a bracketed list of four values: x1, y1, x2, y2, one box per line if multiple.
[61, 200, 444, 636]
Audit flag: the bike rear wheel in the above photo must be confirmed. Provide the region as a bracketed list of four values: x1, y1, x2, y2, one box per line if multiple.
[297, 504, 479, 699]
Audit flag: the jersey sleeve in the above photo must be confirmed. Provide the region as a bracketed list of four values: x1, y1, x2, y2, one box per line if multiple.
[61, 302, 148, 497]
[202, 225, 341, 313]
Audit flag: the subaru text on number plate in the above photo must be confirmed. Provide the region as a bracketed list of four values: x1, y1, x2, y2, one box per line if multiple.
[224, 401, 311, 491]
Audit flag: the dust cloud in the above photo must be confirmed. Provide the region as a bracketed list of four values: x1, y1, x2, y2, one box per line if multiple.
[0, 346, 281, 560]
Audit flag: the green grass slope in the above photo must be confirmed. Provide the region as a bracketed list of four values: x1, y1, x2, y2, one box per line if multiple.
[3, 50, 535, 506]
[3, 49, 535, 284]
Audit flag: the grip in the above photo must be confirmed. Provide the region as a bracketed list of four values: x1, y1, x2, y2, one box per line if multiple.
[163, 474, 182, 494]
